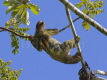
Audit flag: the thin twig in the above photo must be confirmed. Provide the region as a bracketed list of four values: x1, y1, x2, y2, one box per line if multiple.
[65, 6, 89, 79]
[59, 17, 80, 32]
[0, 27, 31, 38]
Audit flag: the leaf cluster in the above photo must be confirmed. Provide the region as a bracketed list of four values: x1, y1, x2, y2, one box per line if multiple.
[3, 0, 40, 54]
[75, 0, 104, 30]
[5, 18, 30, 54]
[4, 0, 40, 25]
[0, 59, 23, 80]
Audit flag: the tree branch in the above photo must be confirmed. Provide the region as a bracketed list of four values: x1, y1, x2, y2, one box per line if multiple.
[65, 6, 90, 79]
[91, 70, 107, 76]
[59, 17, 80, 32]
[0, 27, 32, 38]
[91, 76, 107, 80]
[59, 0, 107, 36]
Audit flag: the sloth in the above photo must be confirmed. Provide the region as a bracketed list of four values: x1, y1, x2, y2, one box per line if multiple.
[30, 21, 81, 64]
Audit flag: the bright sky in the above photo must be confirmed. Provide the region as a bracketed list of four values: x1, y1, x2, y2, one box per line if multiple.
[0, 0, 107, 80]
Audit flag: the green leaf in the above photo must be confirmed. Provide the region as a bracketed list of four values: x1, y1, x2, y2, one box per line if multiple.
[16, 9, 23, 21]
[22, 11, 30, 25]
[90, 10, 96, 18]
[6, 5, 18, 14]
[0, 59, 22, 79]
[11, 11, 19, 18]
[5, 22, 10, 28]
[5, 62, 11, 66]
[10, 34, 19, 54]
[4, 1, 12, 6]
[82, 9, 88, 14]
[10, 77, 17, 80]
[29, 3, 40, 15]
[3, 0, 18, 6]
[96, 9, 104, 15]
[82, 21, 90, 30]
[11, 4, 23, 18]
[12, 49, 19, 54]
[75, 3, 82, 8]
[17, 27, 30, 32]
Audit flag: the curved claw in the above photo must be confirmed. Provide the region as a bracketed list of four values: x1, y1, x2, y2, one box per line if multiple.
[75, 36, 80, 43]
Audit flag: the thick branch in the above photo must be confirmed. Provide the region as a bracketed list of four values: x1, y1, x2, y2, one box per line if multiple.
[59, 0, 107, 36]
[91, 70, 107, 76]
[0, 27, 31, 38]
[91, 76, 107, 80]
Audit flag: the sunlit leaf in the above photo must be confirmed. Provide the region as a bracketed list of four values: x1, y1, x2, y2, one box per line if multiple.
[75, 3, 82, 8]
[22, 11, 30, 25]
[5, 22, 10, 28]
[3, 0, 18, 6]
[10, 77, 17, 80]
[20, 69, 24, 70]
[0, 59, 22, 79]
[82, 21, 90, 31]
[6, 5, 18, 14]
[12, 49, 19, 54]
[11, 4, 23, 18]
[10, 34, 19, 54]
[96, 9, 104, 15]
[16, 9, 23, 21]
[9, 61, 13, 62]
[82, 9, 88, 14]
[29, 3, 40, 15]
[94, 3, 99, 8]
[11, 11, 19, 18]
[90, 10, 96, 18]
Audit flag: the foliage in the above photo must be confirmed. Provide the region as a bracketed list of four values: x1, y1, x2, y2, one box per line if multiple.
[3, 0, 40, 25]
[5, 18, 30, 54]
[3, 0, 40, 54]
[75, 0, 104, 30]
[0, 59, 23, 80]
[0, 0, 106, 79]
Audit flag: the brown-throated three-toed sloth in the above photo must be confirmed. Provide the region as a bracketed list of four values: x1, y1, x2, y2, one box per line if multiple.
[30, 21, 81, 64]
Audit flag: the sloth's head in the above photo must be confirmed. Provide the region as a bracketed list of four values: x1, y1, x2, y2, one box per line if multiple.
[36, 21, 45, 31]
